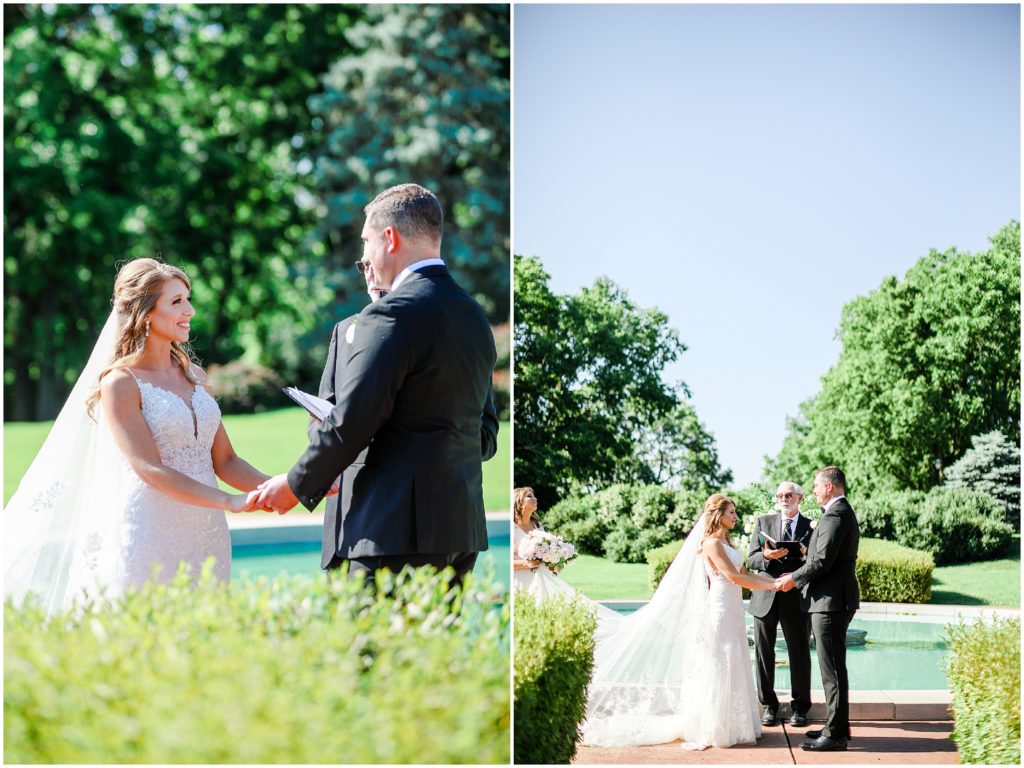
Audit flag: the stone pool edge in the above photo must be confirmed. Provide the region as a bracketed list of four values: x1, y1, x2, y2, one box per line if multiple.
[600, 599, 1020, 620]
[227, 510, 510, 545]
[783, 689, 953, 721]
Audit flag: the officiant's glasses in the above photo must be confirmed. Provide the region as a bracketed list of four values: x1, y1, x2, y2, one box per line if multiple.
[776, 492, 796, 500]
[355, 260, 370, 273]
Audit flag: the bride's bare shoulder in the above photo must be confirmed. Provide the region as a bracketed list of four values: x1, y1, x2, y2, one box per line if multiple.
[98, 369, 143, 418]
[100, 368, 135, 397]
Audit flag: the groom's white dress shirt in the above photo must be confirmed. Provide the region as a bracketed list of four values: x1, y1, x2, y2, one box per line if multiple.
[823, 495, 846, 513]
[391, 258, 446, 292]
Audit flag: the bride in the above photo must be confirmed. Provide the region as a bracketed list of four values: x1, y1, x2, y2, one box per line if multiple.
[582, 493, 779, 750]
[4, 258, 272, 614]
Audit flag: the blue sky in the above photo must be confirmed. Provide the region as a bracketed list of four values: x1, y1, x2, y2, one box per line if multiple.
[514, 3, 1021, 488]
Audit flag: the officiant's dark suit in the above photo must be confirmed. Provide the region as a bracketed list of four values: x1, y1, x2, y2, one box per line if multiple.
[308, 310, 499, 573]
[289, 263, 497, 582]
[747, 509, 813, 723]
[790, 482, 860, 746]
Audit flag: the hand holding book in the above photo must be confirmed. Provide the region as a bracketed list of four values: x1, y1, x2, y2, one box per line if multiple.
[758, 530, 807, 560]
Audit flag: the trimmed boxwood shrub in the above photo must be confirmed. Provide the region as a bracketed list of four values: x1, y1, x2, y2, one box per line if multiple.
[647, 538, 685, 592]
[856, 538, 933, 603]
[946, 617, 1020, 764]
[4, 563, 509, 764]
[513, 592, 596, 765]
[545, 483, 705, 564]
[895, 487, 1014, 566]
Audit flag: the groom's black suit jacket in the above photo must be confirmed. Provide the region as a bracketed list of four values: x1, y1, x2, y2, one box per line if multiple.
[790, 498, 860, 612]
[288, 265, 498, 567]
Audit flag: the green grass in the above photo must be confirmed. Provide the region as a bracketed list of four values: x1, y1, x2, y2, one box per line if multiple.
[930, 544, 1020, 607]
[557, 554, 652, 600]
[560, 544, 1021, 607]
[4, 410, 510, 512]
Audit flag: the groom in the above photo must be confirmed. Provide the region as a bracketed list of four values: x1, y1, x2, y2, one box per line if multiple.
[776, 466, 860, 752]
[255, 183, 498, 587]
[747, 481, 813, 728]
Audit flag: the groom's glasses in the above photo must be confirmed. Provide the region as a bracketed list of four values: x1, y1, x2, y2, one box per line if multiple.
[776, 492, 795, 500]
[355, 261, 370, 274]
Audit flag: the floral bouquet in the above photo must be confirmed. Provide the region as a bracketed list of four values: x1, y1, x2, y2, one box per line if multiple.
[518, 529, 577, 570]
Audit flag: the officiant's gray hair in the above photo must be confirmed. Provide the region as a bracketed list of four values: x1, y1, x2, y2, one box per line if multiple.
[364, 183, 443, 245]
[778, 481, 804, 497]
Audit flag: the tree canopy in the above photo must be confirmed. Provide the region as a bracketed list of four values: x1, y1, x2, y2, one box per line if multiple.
[4, 4, 509, 420]
[514, 255, 731, 508]
[765, 221, 1020, 494]
[308, 4, 509, 324]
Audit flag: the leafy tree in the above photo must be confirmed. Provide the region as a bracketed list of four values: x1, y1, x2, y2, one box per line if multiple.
[766, 221, 1020, 493]
[5, 5, 509, 422]
[4, 4, 366, 418]
[514, 255, 729, 508]
[944, 430, 1021, 528]
[634, 401, 732, 490]
[307, 4, 510, 323]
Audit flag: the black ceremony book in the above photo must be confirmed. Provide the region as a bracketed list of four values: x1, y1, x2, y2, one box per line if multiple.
[758, 530, 808, 558]
[282, 386, 333, 421]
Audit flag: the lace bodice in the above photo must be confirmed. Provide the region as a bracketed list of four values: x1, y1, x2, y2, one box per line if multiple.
[132, 374, 221, 478]
[115, 371, 230, 587]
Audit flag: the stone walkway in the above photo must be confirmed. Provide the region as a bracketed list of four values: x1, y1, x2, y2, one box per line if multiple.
[573, 720, 959, 764]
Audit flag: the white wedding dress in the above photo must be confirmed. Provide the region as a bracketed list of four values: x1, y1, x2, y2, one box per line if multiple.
[513, 526, 624, 639]
[4, 310, 231, 615]
[118, 370, 231, 586]
[581, 518, 761, 749]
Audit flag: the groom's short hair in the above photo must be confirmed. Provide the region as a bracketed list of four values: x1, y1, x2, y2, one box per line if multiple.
[816, 466, 847, 493]
[364, 183, 443, 245]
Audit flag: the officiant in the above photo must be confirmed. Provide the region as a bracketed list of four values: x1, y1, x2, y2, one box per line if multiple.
[747, 481, 813, 727]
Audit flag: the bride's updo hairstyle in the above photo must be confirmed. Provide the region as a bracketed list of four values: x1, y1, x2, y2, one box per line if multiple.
[85, 258, 199, 419]
[513, 486, 540, 527]
[702, 493, 737, 545]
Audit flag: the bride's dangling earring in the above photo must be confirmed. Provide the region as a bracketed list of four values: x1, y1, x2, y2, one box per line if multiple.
[145, 319, 150, 338]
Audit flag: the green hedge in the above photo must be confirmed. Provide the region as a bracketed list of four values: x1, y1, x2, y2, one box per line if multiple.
[895, 488, 1014, 566]
[946, 617, 1020, 764]
[513, 592, 596, 765]
[4, 563, 509, 764]
[647, 536, 934, 603]
[861, 487, 1014, 565]
[647, 539, 685, 592]
[545, 483, 705, 563]
[856, 538, 933, 603]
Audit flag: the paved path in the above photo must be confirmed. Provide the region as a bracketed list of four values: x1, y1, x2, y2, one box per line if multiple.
[573, 720, 959, 764]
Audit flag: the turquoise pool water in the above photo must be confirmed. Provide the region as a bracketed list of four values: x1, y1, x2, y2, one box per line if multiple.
[611, 604, 950, 690]
[232, 534, 511, 594]
[752, 616, 950, 691]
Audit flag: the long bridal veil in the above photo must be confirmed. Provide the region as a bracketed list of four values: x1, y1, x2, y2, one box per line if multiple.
[581, 513, 716, 748]
[3, 310, 133, 614]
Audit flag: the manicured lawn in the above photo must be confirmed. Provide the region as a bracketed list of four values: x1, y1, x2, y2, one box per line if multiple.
[930, 546, 1020, 608]
[4, 410, 510, 512]
[560, 545, 1022, 607]
[558, 554, 652, 600]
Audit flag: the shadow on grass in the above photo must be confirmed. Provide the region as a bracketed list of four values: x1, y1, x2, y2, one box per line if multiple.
[928, 590, 987, 606]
